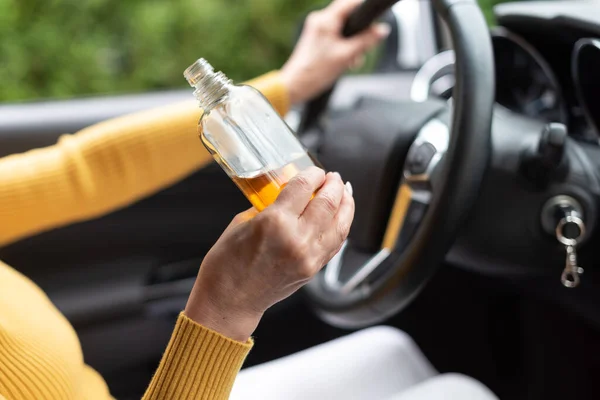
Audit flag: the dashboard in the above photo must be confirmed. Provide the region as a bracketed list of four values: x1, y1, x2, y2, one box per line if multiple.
[411, 0, 600, 142]
[407, 1, 600, 328]
[492, 28, 567, 125]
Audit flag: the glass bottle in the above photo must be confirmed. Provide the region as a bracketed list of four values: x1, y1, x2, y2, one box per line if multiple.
[184, 58, 319, 211]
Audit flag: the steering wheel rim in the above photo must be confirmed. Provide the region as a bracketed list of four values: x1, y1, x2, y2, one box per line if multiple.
[302, 0, 495, 328]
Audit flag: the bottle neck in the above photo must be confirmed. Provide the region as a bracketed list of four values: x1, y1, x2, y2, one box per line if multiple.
[184, 59, 233, 112]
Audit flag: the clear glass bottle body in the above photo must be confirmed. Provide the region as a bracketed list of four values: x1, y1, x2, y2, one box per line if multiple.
[185, 59, 318, 211]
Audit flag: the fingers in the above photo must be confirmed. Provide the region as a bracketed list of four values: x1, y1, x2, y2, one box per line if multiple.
[336, 183, 355, 241]
[323, 182, 355, 262]
[274, 167, 326, 216]
[373, 23, 392, 40]
[341, 23, 390, 60]
[301, 172, 345, 228]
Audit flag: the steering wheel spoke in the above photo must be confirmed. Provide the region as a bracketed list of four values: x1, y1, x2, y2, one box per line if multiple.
[385, 118, 449, 247]
[403, 119, 449, 187]
[324, 245, 392, 295]
[322, 118, 450, 294]
[382, 183, 430, 253]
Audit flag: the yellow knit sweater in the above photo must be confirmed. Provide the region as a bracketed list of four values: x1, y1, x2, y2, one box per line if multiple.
[0, 71, 290, 400]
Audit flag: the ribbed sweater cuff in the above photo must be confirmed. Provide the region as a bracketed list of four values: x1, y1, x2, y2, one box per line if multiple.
[143, 312, 253, 400]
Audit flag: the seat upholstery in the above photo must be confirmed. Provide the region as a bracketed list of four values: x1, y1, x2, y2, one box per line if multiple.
[386, 374, 498, 400]
[231, 326, 498, 400]
[231, 326, 437, 400]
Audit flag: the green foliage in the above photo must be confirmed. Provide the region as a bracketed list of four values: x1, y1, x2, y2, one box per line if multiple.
[0, 0, 327, 102]
[0, 0, 499, 102]
[478, 0, 516, 25]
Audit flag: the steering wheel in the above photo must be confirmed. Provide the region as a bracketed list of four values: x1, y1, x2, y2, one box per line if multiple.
[302, 0, 495, 328]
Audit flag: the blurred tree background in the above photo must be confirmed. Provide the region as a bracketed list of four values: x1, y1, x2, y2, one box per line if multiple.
[0, 0, 506, 102]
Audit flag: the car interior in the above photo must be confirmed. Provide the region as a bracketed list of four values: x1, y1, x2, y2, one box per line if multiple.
[1, 0, 599, 399]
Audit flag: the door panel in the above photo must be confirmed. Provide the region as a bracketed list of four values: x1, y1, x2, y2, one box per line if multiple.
[0, 90, 192, 157]
[0, 161, 248, 318]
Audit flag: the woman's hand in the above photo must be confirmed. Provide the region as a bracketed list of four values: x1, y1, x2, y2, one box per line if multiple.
[280, 0, 390, 105]
[185, 168, 354, 342]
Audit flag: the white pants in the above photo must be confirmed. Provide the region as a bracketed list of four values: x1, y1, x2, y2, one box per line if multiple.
[231, 326, 498, 400]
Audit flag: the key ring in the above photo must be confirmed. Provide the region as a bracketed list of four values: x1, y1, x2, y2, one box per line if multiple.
[555, 215, 585, 247]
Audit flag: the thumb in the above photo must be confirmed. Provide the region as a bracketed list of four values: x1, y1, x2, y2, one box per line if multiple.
[341, 23, 390, 60]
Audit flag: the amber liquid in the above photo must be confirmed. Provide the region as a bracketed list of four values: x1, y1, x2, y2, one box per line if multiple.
[231, 154, 318, 211]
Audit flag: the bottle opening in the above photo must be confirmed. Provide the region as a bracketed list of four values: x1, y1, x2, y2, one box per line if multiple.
[184, 58, 214, 86]
[184, 58, 232, 111]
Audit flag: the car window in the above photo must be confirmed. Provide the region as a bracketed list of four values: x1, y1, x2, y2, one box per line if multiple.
[0, 0, 521, 103]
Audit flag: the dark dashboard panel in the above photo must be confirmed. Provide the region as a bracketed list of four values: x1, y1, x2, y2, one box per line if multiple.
[447, 105, 600, 327]
[495, 1, 600, 140]
[495, 1, 600, 37]
[411, 9, 599, 138]
[492, 27, 567, 124]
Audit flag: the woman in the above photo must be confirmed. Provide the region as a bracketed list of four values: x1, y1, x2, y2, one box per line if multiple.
[0, 0, 389, 399]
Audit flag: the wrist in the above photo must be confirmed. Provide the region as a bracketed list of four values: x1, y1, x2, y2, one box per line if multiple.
[184, 287, 263, 343]
[279, 65, 303, 106]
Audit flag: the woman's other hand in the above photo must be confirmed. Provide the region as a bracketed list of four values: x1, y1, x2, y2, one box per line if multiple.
[280, 0, 390, 105]
[185, 168, 354, 342]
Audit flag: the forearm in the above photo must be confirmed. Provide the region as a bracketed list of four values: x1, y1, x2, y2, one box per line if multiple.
[142, 312, 252, 400]
[0, 99, 206, 247]
[0, 71, 289, 247]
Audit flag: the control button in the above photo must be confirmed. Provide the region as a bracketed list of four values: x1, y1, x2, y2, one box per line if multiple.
[539, 123, 567, 170]
[406, 143, 437, 175]
[520, 123, 568, 187]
